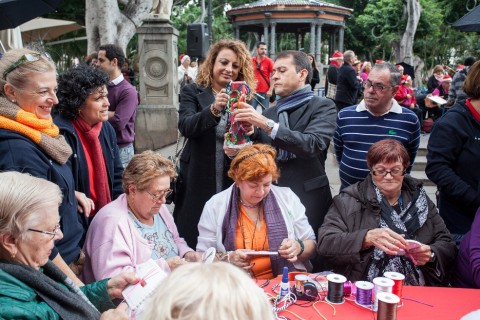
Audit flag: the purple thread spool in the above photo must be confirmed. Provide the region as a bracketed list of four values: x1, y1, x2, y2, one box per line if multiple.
[355, 281, 374, 306]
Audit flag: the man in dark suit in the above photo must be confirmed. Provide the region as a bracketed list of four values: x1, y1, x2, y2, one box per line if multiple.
[233, 50, 337, 238]
[335, 50, 362, 111]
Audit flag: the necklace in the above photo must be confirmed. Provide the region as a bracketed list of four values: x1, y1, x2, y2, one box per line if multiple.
[212, 88, 219, 97]
[239, 197, 260, 208]
[239, 206, 267, 250]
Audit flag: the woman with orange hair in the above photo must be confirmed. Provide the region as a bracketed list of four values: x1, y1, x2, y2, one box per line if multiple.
[197, 144, 316, 279]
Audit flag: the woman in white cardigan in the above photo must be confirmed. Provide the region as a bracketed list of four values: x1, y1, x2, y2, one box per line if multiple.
[197, 144, 316, 279]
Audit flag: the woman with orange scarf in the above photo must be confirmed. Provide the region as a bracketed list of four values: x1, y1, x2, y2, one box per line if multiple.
[0, 48, 89, 285]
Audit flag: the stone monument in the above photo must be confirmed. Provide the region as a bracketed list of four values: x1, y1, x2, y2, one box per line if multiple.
[135, 5, 178, 152]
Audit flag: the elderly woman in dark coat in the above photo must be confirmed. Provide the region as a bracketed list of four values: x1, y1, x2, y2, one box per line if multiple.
[317, 139, 456, 286]
[54, 64, 123, 218]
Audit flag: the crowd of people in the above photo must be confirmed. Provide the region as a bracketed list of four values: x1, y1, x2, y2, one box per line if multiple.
[0, 40, 479, 319]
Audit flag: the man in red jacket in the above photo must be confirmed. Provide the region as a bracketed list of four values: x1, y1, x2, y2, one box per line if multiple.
[251, 42, 274, 111]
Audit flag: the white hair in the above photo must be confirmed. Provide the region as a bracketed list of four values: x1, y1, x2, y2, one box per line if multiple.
[0, 171, 62, 241]
[142, 262, 275, 320]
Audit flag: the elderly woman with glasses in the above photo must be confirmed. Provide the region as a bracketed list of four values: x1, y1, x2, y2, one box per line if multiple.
[318, 139, 456, 286]
[197, 144, 316, 279]
[82, 151, 201, 283]
[0, 171, 139, 319]
[0, 48, 93, 285]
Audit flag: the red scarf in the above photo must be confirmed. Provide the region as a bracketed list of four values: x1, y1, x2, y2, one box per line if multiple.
[73, 117, 111, 215]
[466, 99, 480, 121]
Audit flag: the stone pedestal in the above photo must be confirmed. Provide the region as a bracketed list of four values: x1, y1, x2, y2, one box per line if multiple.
[135, 19, 179, 153]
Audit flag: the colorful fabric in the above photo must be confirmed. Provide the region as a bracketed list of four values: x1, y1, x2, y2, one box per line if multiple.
[0, 97, 71, 164]
[73, 117, 111, 214]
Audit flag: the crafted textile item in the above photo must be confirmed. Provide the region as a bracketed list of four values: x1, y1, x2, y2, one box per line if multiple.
[0, 0, 62, 30]
[224, 81, 252, 148]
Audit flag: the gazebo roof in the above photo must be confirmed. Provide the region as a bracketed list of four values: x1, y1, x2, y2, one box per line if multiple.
[227, 0, 352, 34]
[229, 0, 352, 13]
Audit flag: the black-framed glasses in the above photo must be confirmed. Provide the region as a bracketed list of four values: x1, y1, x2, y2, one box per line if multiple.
[27, 223, 61, 240]
[2, 52, 52, 80]
[363, 80, 392, 92]
[371, 168, 406, 177]
[144, 188, 173, 202]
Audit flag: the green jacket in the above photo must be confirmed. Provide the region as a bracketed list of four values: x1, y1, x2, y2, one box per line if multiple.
[0, 269, 115, 319]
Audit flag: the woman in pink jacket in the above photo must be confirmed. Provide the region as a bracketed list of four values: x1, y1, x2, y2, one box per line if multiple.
[82, 151, 200, 283]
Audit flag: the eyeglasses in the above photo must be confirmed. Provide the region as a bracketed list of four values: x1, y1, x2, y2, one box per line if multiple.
[363, 80, 392, 92]
[3, 52, 52, 80]
[27, 223, 61, 240]
[371, 168, 406, 177]
[144, 188, 173, 202]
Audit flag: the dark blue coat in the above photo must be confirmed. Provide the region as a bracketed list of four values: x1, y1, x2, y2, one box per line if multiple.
[0, 129, 85, 264]
[54, 115, 124, 205]
[426, 102, 480, 234]
[335, 62, 361, 106]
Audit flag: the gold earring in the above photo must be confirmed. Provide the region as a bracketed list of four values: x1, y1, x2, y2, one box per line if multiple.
[10, 253, 15, 259]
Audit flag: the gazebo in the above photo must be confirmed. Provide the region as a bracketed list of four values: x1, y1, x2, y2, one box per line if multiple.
[226, 0, 353, 63]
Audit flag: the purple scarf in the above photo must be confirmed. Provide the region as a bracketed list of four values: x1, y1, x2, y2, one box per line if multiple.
[221, 185, 295, 276]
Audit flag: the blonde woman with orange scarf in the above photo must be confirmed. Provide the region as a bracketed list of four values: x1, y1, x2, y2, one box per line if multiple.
[0, 48, 90, 285]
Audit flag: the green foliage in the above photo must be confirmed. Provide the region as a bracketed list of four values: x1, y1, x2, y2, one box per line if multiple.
[343, 0, 477, 72]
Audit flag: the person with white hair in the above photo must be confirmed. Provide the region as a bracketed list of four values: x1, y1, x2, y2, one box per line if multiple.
[0, 171, 139, 319]
[178, 54, 194, 96]
[142, 262, 274, 320]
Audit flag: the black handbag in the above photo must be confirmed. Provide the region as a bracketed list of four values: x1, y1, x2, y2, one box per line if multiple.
[166, 130, 187, 204]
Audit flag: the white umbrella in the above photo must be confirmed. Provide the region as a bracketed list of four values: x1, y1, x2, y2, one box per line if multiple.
[20, 17, 84, 43]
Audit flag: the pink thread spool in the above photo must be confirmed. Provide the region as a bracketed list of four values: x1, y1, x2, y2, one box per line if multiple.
[343, 281, 353, 296]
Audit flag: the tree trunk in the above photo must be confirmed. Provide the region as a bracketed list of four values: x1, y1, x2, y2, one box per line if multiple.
[391, 0, 422, 85]
[195, 0, 206, 23]
[86, 0, 153, 54]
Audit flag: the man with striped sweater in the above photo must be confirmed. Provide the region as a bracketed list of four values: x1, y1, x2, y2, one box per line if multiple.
[334, 62, 420, 189]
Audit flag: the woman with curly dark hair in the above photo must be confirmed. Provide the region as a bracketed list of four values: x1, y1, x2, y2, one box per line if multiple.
[173, 39, 256, 248]
[54, 64, 123, 219]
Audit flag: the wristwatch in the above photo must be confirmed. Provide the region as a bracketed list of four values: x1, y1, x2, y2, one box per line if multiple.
[429, 251, 436, 263]
[264, 119, 275, 134]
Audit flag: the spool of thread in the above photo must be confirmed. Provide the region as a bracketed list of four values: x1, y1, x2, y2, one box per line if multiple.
[326, 274, 346, 304]
[343, 281, 353, 296]
[373, 277, 394, 311]
[295, 274, 309, 295]
[377, 292, 400, 320]
[355, 281, 374, 306]
[383, 272, 405, 298]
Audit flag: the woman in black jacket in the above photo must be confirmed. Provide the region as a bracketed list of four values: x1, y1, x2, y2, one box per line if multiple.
[54, 64, 123, 218]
